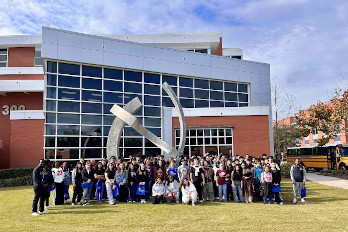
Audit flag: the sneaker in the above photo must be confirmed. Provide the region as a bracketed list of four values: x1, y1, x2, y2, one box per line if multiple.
[293, 198, 297, 204]
[77, 202, 81, 205]
[39, 210, 49, 214]
[279, 202, 284, 205]
[199, 200, 204, 203]
[71, 203, 75, 206]
[301, 198, 306, 203]
[46, 205, 53, 209]
[192, 202, 196, 206]
[83, 203, 87, 206]
[31, 212, 40, 216]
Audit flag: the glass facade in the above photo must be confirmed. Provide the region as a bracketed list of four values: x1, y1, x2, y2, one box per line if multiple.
[175, 128, 233, 157]
[44, 61, 248, 160]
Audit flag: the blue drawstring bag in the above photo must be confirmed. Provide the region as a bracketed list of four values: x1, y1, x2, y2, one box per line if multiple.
[136, 185, 146, 196]
[95, 180, 102, 195]
[272, 184, 281, 193]
[301, 185, 306, 198]
[48, 185, 55, 197]
[82, 182, 92, 189]
[64, 187, 70, 200]
[112, 183, 120, 197]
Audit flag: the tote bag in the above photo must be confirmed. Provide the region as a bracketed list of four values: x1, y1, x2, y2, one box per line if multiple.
[301, 185, 306, 198]
[112, 183, 120, 197]
[136, 184, 146, 196]
[82, 182, 92, 189]
[272, 184, 281, 193]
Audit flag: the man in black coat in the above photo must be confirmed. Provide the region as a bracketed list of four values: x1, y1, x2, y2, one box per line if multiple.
[32, 159, 50, 216]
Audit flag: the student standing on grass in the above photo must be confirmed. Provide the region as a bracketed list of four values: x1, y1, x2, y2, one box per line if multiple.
[116, 163, 128, 203]
[202, 160, 215, 202]
[32, 159, 50, 216]
[252, 160, 263, 201]
[241, 162, 253, 203]
[190, 158, 205, 203]
[128, 163, 138, 203]
[52, 161, 65, 205]
[44, 160, 54, 210]
[71, 162, 84, 205]
[271, 162, 283, 205]
[231, 164, 245, 203]
[178, 160, 190, 185]
[81, 162, 94, 206]
[216, 163, 228, 202]
[105, 163, 116, 205]
[137, 163, 149, 203]
[290, 158, 307, 204]
[260, 165, 273, 204]
[181, 178, 198, 206]
[94, 161, 106, 203]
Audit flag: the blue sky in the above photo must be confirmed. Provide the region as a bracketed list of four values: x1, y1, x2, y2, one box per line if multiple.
[1, 0, 347, 118]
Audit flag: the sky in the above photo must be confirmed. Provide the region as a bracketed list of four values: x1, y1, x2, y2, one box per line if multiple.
[1, 0, 347, 118]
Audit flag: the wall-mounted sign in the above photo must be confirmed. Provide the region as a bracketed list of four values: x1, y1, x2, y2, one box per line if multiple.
[2, 105, 26, 116]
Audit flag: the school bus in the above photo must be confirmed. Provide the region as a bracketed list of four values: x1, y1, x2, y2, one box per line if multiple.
[287, 144, 348, 171]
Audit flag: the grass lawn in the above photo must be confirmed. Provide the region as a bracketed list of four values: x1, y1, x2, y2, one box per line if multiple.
[1, 180, 347, 232]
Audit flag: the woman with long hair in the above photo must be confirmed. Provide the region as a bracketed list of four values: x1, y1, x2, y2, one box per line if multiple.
[105, 163, 115, 205]
[128, 163, 137, 203]
[241, 162, 253, 203]
[94, 161, 106, 203]
[71, 162, 83, 205]
[231, 164, 245, 203]
[137, 163, 149, 203]
[115, 163, 128, 203]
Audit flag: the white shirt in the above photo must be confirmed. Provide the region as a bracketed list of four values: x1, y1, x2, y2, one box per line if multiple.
[52, 167, 64, 183]
[181, 182, 197, 198]
[166, 180, 179, 193]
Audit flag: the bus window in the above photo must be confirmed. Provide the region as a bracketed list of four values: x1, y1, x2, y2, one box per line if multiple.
[339, 147, 348, 157]
[301, 148, 312, 156]
[317, 147, 329, 156]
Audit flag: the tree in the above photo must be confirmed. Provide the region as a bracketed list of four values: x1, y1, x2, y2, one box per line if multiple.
[273, 124, 301, 159]
[295, 89, 348, 146]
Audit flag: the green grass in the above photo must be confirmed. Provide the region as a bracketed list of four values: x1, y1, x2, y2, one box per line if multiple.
[1, 181, 348, 232]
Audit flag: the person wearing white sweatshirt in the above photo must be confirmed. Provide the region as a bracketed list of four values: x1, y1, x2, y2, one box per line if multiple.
[152, 177, 166, 204]
[181, 178, 198, 206]
[165, 175, 180, 203]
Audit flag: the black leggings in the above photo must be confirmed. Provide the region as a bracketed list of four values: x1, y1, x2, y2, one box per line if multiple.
[72, 182, 83, 203]
[193, 182, 202, 201]
[119, 185, 128, 203]
[55, 182, 65, 205]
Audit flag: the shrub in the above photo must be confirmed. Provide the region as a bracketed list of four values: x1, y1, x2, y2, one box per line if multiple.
[0, 168, 34, 179]
[325, 170, 330, 174]
[331, 170, 337, 175]
[280, 163, 292, 178]
[0, 176, 33, 187]
[345, 170, 348, 176]
[338, 170, 343, 176]
[320, 170, 324, 175]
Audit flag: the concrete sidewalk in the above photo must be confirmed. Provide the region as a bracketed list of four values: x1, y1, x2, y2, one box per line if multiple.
[306, 172, 348, 190]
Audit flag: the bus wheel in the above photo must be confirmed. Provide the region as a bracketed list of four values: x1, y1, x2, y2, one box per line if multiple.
[339, 164, 347, 171]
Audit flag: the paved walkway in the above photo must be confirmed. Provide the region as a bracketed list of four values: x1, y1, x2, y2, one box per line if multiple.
[306, 172, 348, 190]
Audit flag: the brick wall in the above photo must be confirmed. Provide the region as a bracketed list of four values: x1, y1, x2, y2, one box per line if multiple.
[7, 47, 35, 67]
[0, 74, 44, 81]
[214, 37, 223, 56]
[172, 115, 271, 157]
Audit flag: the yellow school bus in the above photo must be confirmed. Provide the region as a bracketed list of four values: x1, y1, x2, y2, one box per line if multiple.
[287, 144, 348, 171]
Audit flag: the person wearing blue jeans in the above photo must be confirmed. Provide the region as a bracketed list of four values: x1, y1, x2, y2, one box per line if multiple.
[105, 163, 115, 205]
[231, 165, 245, 203]
[216, 163, 228, 202]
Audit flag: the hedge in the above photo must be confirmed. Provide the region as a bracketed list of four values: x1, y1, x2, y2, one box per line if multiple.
[0, 168, 34, 180]
[0, 176, 33, 187]
[280, 163, 292, 178]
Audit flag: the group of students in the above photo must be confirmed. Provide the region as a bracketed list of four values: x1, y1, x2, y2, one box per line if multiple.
[32, 153, 307, 216]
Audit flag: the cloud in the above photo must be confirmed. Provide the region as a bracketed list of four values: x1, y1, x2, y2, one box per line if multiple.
[0, 0, 347, 113]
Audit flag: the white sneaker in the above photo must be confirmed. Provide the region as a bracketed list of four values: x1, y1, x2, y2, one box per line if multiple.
[77, 202, 81, 205]
[31, 212, 40, 216]
[192, 202, 196, 206]
[39, 210, 49, 214]
[199, 200, 204, 203]
[279, 202, 284, 205]
[301, 198, 306, 203]
[293, 198, 297, 204]
[46, 205, 53, 209]
[71, 203, 75, 206]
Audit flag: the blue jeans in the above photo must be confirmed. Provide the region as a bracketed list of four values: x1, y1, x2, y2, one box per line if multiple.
[232, 181, 245, 203]
[218, 184, 227, 202]
[96, 182, 105, 202]
[129, 184, 137, 202]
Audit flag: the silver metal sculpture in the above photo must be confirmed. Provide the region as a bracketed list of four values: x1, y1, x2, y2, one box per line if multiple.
[106, 82, 186, 160]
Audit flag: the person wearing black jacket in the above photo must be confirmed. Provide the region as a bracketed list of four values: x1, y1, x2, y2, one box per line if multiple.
[137, 163, 149, 203]
[81, 162, 95, 206]
[44, 160, 54, 209]
[32, 159, 50, 216]
[271, 162, 282, 205]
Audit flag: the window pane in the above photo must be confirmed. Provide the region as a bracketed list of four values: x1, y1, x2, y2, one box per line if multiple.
[82, 148, 102, 159]
[195, 89, 209, 99]
[104, 68, 122, 80]
[59, 75, 80, 88]
[219, 129, 224, 136]
[124, 127, 141, 136]
[46, 125, 56, 135]
[190, 138, 196, 145]
[57, 137, 79, 147]
[124, 82, 142, 93]
[225, 102, 238, 107]
[47, 61, 57, 73]
[226, 129, 232, 136]
[82, 102, 102, 114]
[45, 149, 55, 159]
[210, 91, 223, 100]
[57, 113, 79, 124]
[82, 78, 102, 90]
[103, 126, 111, 136]
[57, 125, 80, 135]
[144, 118, 161, 127]
[180, 88, 193, 98]
[190, 130, 196, 136]
[144, 107, 161, 116]
[124, 71, 142, 82]
[210, 101, 224, 107]
[124, 138, 143, 147]
[197, 129, 203, 136]
[47, 87, 56, 99]
[204, 129, 210, 136]
[226, 137, 232, 144]
[58, 101, 80, 113]
[162, 87, 177, 96]
[104, 80, 122, 92]
[82, 65, 102, 77]
[81, 125, 102, 136]
[124, 93, 142, 104]
[147, 127, 161, 137]
[162, 75, 177, 85]
[82, 90, 102, 102]
[47, 74, 57, 86]
[239, 103, 248, 107]
[82, 137, 102, 147]
[162, 97, 174, 107]
[46, 113, 56, 123]
[180, 98, 194, 108]
[144, 84, 160, 95]
[58, 63, 80, 75]
[46, 100, 56, 111]
[225, 82, 237, 92]
[58, 88, 79, 101]
[45, 137, 55, 147]
[238, 93, 248, 102]
[103, 115, 115, 125]
[197, 138, 203, 145]
[104, 92, 122, 104]
[225, 92, 237, 101]
[104, 104, 114, 114]
[179, 77, 193, 87]
[144, 73, 160, 84]
[195, 79, 209, 89]
[210, 81, 223, 90]
[145, 139, 157, 147]
[195, 100, 209, 108]
[124, 148, 142, 158]
[238, 84, 248, 93]
[191, 146, 203, 156]
[57, 149, 79, 159]
[81, 115, 102, 125]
